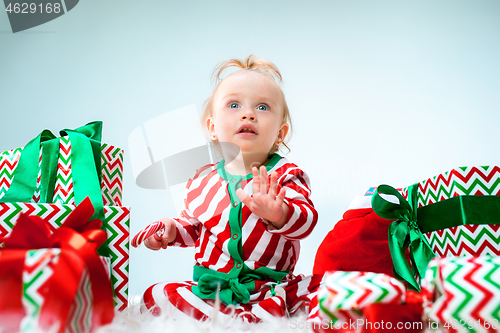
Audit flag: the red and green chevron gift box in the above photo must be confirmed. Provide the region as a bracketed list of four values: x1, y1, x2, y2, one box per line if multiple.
[317, 271, 407, 328]
[1, 248, 111, 333]
[0, 136, 124, 207]
[421, 256, 500, 333]
[0, 202, 130, 311]
[401, 166, 500, 258]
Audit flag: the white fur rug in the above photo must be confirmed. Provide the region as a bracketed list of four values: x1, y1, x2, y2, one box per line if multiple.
[96, 297, 314, 333]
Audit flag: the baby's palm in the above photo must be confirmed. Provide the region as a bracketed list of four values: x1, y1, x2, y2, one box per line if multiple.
[236, 166, 286, 223]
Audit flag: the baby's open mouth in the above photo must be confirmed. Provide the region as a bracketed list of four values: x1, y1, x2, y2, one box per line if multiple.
[239, 128, 256, 134]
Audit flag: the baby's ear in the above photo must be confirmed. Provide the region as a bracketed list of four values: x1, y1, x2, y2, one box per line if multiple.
[278, 122, 289, 141]
[206, 117, 217, 140]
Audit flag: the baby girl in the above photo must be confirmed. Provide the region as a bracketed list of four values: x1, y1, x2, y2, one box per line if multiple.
[139, 55, 323, 322]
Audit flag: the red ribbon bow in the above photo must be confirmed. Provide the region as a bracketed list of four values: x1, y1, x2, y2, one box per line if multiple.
[0, 197, 114, 333]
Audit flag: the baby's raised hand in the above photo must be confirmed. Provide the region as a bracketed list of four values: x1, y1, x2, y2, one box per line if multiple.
[236, 166, 288, 229]
[143, 218, 177, 250]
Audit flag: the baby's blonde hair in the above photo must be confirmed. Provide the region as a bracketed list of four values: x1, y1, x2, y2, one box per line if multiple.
[202, 55, 292, 155]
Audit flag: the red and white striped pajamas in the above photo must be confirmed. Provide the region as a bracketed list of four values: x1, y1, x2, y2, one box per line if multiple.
[142, 154, 324, 323]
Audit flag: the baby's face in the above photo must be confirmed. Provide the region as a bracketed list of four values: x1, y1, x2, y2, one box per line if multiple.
[207, 71, 288, 156]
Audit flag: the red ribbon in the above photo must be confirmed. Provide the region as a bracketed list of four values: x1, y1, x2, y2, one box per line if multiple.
[0, 197, 114, 333]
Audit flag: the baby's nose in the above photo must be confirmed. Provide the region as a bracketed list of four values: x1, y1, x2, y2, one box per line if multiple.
[241, 108, 256, 120]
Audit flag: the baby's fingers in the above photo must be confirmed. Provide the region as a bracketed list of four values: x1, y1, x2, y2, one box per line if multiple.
[260, 166, 269, 194]
[276, 188, 286, 204]
[236, 188, 252, 207]
[252, 167, 260, 194]
[161, 221, 174, 249]
[269, 172, 278, 197]
[144, 235, 162, 251]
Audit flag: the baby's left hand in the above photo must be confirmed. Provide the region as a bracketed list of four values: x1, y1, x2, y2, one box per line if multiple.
[236, 166, 288, 229]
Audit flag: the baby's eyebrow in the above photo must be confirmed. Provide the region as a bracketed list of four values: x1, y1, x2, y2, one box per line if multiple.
[256, 99, 276, 107]
[221, 94, 278, 108]
[222, 93, 243, 100]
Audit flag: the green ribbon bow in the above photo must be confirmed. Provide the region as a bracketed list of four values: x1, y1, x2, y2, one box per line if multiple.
[0, 121, 108, 256]
[371, 184, 435, 291]
[372, 183, 500, 291]
[192, 265, 288, 305]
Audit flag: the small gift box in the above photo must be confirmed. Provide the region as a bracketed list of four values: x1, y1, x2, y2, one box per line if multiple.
[0, 198, 115, 333]
[0, 201, 130, 311]
[371, 165, 500, 291]
[421, 256, 500, 333]
[316, 271, 407, 330]
[0, 121, 124, 206]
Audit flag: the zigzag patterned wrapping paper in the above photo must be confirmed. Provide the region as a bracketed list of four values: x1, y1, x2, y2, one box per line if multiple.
[421, 256, 500, 333]
[17, 249, 110, 333]
[317, 271, 406, 327]
[0, 136, 124, 206]
[0, 202, 130, 311]
[401, 166, 500, 258]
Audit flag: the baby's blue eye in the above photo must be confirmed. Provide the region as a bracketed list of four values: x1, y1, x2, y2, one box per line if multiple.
[257, 105, 268, 111]
[229, 103, 240, 109]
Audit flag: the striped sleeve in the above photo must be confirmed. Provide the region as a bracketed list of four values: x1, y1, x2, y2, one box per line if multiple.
[169, 164, 214, 247]
[171, 213, 200, 247]
[268, 166, 318, 240]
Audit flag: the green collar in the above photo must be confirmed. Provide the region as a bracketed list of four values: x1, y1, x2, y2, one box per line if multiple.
[217, 153, 282, 182]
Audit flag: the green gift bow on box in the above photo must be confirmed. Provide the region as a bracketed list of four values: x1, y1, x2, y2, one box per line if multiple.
[0, 121, 109, 256]
[372, 183, 500, 291]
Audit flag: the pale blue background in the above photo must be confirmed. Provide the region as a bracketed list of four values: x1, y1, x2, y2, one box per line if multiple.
[1, 0, 499, 302]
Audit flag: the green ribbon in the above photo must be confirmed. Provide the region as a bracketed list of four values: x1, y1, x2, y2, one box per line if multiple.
[192, 265, 288, 305]
[417, 195, 500, 233]
[60, 124, 104, 223]
[372, 183, 500, 291]
[371, 184, 435, 291]
[0, 121, 108, 256]
[1, 130, 56, 203]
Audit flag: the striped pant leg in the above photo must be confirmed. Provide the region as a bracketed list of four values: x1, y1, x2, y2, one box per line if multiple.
[142, 281, 263, 323]
[249, 273, 326, 321]
[141, 274, 325, 324]
[282, 273, 325, 316]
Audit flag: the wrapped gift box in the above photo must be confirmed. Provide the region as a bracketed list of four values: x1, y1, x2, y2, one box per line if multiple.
[0, 201, 130, 311]
[408, 166, 500, 258]
[316, 271, 407, 329]
[0, 137, 123, 207]
[6, 248, 111, 333]
[0, 199, 116, 333]
[421, 256, 500, 333]
[367, 166, 500, 289]
[366, 166, 500, 259]
[0, 122, 129, 311]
